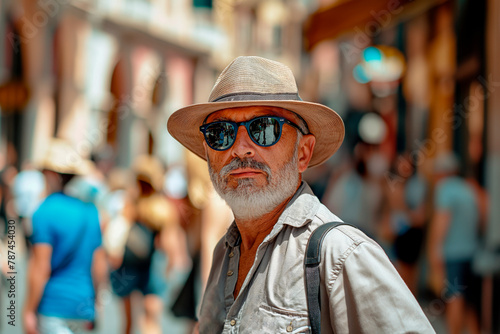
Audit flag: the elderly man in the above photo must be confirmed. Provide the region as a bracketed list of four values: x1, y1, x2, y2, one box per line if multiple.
[168, 56, 434, 333]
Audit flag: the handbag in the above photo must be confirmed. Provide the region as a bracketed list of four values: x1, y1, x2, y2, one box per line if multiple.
[121, 222, 155, 267]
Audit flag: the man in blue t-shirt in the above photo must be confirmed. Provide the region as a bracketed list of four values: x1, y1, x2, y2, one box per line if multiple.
[428, 152, 481, 334]
[23, 139, 106, 334]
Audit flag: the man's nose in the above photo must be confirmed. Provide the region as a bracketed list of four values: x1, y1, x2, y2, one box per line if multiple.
[231, 125, 256, 159]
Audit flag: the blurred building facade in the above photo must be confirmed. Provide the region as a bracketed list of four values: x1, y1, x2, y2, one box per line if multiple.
[0, 0, 314, 167]
[0, 0, 226, 170]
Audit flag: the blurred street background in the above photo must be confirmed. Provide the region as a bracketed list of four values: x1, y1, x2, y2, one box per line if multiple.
[0, 0, 499, 333]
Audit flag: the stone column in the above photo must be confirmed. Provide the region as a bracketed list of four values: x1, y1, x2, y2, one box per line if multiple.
[161, 54, 195, 166]
[482, 2, 500, 332]
[113, 46, 134, 168]
[16, 0, 57, 164]
[56, 10, 93, 158]
[426, 3, 456, 160]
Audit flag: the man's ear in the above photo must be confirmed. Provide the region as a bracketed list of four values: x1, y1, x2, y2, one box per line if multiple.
[297, 134, 316, 173]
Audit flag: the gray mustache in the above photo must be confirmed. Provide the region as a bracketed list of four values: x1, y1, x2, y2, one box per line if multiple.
[220, 158, 272, 178]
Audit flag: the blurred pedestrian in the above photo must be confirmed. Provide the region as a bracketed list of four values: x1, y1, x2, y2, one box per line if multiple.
[23, 138, 107, 334]
[323, 142, 386, 240]
[168, 152, 232, 333]
[380, 154, 428, 295]
[167, 56, 434, 333]
[0, 142, 19, 246]
[101, 168, 136, 270]
[109, 155, 179, 334]
[11, 162, 46, 237]
[8, 162, 46, 261]
[0, 143, 19, 313]
[65, 163, 108, 206]
[427, 152, 481, 334]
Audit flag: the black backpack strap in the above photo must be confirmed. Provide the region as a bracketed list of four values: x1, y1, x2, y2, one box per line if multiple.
[305, 222, 348, 334]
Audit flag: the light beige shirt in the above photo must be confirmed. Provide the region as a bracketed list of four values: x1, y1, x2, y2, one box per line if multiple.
[199, 182, 435, 333]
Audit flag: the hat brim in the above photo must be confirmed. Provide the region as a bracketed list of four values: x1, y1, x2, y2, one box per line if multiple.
[167, 100, 344, 168]
[41, 160, 92, 176]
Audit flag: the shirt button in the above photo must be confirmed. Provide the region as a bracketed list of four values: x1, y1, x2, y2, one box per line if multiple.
[286, 325, 293, 332]
[229, 251, 234, 258]
[227, 270, 234, 276]
[230, 319, 236, 326]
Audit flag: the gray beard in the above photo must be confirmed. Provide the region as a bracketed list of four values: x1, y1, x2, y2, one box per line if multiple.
[208, 149, 299, 221]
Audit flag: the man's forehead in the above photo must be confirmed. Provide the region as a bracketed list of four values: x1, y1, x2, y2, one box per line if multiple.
[205, 106, 298, 123]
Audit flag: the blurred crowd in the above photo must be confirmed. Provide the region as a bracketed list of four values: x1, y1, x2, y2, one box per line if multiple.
[306, 140, 491, 334]
[0, 139, 233, 334]
[0, 135, 493, 334]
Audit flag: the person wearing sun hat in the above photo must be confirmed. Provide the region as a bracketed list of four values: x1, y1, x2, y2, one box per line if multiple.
[107, 154, 181, 334]
[24, 138, 106, 334]
[168, 56, 433, 333]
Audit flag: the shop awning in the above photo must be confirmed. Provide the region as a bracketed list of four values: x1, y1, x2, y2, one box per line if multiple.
[304, 0, 447, 50]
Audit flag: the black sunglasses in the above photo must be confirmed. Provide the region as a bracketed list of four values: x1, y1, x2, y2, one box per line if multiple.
[200, 116, 306, 151]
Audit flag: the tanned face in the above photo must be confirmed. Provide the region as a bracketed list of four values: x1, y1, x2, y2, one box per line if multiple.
[202, 106, 315, 220]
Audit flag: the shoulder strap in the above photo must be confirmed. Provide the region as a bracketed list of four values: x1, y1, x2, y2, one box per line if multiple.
[305, 222, 348, 334]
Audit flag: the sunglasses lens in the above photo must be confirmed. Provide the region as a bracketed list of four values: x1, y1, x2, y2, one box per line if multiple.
[249, 117, 281, 146]
[204, 122, 235, 150]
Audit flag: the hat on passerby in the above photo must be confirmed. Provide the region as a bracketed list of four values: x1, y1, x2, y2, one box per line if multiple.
[136, 194, 177, 231]
[107, 168, 134, 191]
[39, 138, 92, 175]
[132, 155, 164, 191]
[167, 56, 344, 167]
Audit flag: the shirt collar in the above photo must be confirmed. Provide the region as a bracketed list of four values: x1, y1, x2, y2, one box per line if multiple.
[224, 181, 320, 248]
[225, 221, 241, 248]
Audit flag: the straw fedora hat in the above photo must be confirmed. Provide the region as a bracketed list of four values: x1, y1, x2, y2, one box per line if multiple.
[132, 155, 164, 191]
[40, 138, 92, 175]
[167, 56, 344, 168]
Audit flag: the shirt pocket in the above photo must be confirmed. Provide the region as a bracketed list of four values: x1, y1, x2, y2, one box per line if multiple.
[258, 304, 310, 334]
